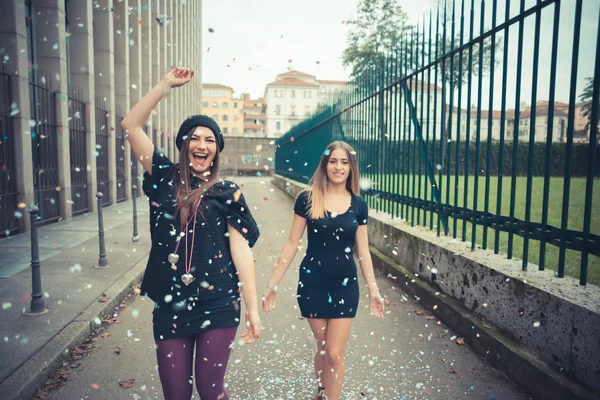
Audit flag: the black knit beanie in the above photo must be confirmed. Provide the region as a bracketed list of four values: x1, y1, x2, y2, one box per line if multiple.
[176, 115, 224, 152]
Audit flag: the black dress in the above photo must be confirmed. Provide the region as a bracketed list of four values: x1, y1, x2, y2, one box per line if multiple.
[141, 149, 260, 341]
[293, 190, 369, 319]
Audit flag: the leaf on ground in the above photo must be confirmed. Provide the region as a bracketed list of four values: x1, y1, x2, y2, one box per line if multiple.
[115, 345, 123, 355]
[99, 294, 109, 302]
[34, 389, 50, 399]
[425, 316, 436, 320]
[416, 311, 425, 316]
[119, 378, 135, 389]
[101, 332, 110, 339]
[456, 337, 465, 345]
[449, 368, 457, 373]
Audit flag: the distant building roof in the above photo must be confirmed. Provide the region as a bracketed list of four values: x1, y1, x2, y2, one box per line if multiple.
[203, 83, 232, 90]
[278, 70, 315, 78]
[319, 80, 348, 85]
[266, 78, 319, 88]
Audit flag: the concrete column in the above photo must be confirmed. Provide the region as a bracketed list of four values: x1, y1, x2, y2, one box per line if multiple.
[141, 0, 152, 122]
[35, 0, 72, 220]
[114, 0, 131, 200]
[169, 0, 176, 161]
[93, 0, 117, 205]
[68, 0, 98, 212]
[151, 0, 160, 153]
[0, 0, 35, 232]
[197, 1, 203, 118]
[159, 0, 167, 155]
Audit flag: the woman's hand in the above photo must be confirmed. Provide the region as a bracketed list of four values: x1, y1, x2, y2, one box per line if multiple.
[240, 307, 261, 344]
[369, 291, 385, 319]
[261, 289, 277, 313]
[161, 67, 194, 89]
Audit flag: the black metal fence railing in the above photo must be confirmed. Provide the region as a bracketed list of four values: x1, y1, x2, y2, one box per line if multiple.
[95, 99, 110, 206]
[116, 115, 127, 202]
[68, 89, 88, 215]
[30, 77, 60, 225]
[0, 70, 19, 237]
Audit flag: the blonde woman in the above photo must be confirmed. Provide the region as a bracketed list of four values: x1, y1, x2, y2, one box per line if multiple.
[262, 141, 384, 400]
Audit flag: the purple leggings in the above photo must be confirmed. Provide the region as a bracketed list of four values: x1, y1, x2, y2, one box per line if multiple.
[155, 326, 237, 400]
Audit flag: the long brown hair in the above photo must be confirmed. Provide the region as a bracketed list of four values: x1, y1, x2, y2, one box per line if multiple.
[173, 130, 221, 231]
[305, 141, 360, 220]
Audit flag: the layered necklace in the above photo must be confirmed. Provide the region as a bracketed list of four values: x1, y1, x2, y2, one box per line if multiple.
[167, 197, 202, 286]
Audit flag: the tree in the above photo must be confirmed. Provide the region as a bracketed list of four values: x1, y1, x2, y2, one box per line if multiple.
[342, 0, 410, 80]
[579, 77, 599, 142]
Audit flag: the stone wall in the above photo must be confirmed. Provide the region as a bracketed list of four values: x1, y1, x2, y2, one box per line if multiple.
[220, 137, 275, 176]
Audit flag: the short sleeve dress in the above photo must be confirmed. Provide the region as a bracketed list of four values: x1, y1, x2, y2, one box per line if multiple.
[141, 148, 260, 341]
[293, 190, 369, 319]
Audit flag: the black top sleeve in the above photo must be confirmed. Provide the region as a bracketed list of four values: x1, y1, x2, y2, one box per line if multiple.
[357, 195, 369, 225]
[221, 181, 260, 248]
[293, 190, 310, 219]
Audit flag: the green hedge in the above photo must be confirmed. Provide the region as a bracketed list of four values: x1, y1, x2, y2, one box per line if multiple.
[348, 139, 600, 177]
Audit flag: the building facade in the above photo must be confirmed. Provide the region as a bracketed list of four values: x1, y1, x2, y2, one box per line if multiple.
[241, 93, 266, 137]
[201, 84, 244, 136]
[0, 0, 202, 237]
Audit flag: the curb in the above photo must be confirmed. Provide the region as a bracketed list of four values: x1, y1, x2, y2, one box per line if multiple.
[271, 175, 600, 400]
[0, 256, 149, 400]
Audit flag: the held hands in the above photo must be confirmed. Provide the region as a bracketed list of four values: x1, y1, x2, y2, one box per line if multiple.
[369, 291, 385, 319]
[261, 288, 277, 313]
[161, 67, 194, 89]
[240, 307, 261, 344]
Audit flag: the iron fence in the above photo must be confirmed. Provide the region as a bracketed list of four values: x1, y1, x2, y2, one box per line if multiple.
[68, 89, 88, 215]
[95, 99, 110, 206]
[30, 76, 60, 225]
[275, 0, 599, 286]
[0, 69, 19, 237]
[116, 115, 127, 202]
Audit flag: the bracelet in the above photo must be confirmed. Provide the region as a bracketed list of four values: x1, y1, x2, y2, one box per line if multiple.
[266, 284, 278, 294]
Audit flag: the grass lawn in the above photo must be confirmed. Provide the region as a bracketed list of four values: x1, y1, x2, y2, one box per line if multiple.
[363, 173, 600, 287]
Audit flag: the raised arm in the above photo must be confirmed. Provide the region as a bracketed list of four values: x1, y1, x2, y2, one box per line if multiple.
[121, 67, 194, 175]
[262, 214, 307, 312]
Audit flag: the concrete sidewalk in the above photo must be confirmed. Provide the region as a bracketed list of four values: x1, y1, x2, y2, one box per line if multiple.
[0, 196, 153, 399]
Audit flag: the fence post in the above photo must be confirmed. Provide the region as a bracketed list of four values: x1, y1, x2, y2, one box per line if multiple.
[25, 206, 48, 316]
[132, 185, 139, 243]
[94, 193, 109, 268]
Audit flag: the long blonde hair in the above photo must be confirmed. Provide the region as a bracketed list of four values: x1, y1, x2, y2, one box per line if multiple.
[173, 131, 221, 231]
[305, 141, 360, 220]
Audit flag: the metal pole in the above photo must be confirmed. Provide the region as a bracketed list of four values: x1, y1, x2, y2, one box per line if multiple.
[26, 206, 48, 316]
[132, 185, 139, 243]
[95, 193, 109, 268]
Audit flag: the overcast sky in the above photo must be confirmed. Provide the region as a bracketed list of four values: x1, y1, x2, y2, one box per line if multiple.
[202, 0, 598, 109]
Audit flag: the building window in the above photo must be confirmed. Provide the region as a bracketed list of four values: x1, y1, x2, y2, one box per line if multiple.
[212, 102, 219, 107]
[212, 115, 219, 121]
[290, 104, 296, 116]
[234, 102, 238, 108]
[203, 101, 209, 107]
[303, 91, 307, 98]
[223, 127, 228, 134]
[291, 90, 295, 98]
[223, 102, 229, 108]
[309, 91, 312, 98]
[274, 89, 278, 98]
[276, 122, 281, 130]
[276, 105, 281, 115]
[233, 115, 237, 121]
[223, 115, 228, 121]
[232, 127, 238, 134]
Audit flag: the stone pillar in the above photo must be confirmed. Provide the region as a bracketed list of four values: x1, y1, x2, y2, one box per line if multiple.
[68, 0, 98, 212]
[93, 0, 117, 205]
[35, 0, 72, 220]
[197, 1, 203, 119]
[151, 0, 160, 156]
[114, 0, 131, 200]
[0, 0, 35, 232]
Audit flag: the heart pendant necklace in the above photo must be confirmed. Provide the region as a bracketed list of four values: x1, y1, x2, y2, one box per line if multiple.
[169, 198, 201, 286]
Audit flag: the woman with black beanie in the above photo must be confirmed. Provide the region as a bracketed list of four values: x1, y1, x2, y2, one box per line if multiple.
[122, 67, 261, 400]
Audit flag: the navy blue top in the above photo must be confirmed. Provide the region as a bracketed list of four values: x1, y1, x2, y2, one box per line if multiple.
[141, 149, 259, 340]
[293, 190, 368, 318]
